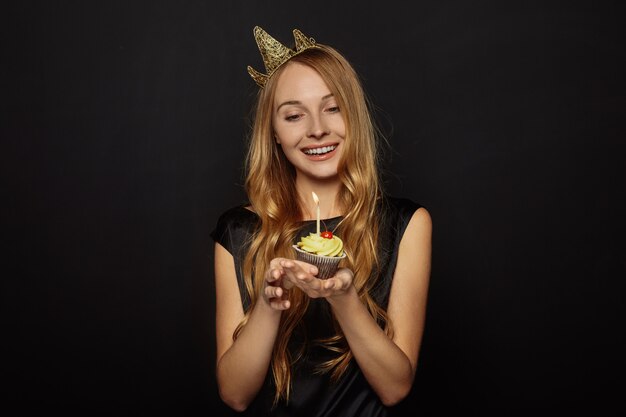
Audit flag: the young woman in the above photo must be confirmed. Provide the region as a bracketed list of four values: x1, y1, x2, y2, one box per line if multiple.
[211, 26, 432, 416]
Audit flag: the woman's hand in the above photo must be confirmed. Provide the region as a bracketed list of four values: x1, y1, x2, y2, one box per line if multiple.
[263, 258, 294, 310]
[278, 259, 354, 298]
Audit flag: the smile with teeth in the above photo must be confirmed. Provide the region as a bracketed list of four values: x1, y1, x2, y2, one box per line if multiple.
[303, 145, 337, 155]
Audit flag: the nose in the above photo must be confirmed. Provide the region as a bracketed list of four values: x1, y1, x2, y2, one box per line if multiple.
[306, 114, 329, 139]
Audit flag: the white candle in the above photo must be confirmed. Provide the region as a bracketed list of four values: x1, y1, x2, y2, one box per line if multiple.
[312, 191, 320, 235]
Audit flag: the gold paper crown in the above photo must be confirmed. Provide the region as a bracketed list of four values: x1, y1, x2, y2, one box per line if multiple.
[247, 26, 318, 88]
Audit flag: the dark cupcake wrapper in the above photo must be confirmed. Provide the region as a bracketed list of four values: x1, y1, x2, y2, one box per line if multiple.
[292, 245, 346, 279]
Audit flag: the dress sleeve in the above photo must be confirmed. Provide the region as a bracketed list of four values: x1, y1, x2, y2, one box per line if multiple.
[210, 209, 234, 254]
[210, 206, 258, 310]
[210, 205, 258, 256]
[394, 197, 422, 239]
[370, 197, 423, 308]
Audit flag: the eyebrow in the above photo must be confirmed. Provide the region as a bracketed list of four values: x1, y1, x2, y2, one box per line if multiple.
[276, 93, 334, 112]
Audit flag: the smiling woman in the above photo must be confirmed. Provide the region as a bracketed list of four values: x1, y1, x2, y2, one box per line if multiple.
[273, 62, 346, 184]
[210, 26, 431, 416]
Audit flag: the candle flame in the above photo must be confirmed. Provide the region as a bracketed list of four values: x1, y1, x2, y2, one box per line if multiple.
[312, 191, 319, 204]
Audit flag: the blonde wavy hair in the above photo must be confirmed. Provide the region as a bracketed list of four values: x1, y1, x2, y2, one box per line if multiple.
[233, 45, 392, 405]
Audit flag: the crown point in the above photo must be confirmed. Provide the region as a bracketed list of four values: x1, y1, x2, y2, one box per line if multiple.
[247, 65, 268, 88]
[293, 29, 316, 51]
[253, 26, 264, 37]
[247, 26, 319, 88]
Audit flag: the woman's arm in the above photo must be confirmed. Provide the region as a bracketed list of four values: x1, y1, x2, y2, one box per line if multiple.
[330, 207, 432, 405]
[279, 207, 432, 406]
[214, 243, 285, 411]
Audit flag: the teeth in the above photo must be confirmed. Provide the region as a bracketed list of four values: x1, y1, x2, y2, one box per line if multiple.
[304, 145, 336, 155]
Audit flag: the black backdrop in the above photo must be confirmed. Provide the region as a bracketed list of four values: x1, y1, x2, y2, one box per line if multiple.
[4, 1, 625, 415]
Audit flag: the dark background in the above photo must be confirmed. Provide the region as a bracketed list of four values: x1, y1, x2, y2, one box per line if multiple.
[3, 1, 625, 415]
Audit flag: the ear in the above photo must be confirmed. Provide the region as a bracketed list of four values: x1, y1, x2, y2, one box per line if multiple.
[274, 133, 281, 144]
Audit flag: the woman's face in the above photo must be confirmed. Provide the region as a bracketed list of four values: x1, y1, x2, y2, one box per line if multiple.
[272, 61, 345, 183]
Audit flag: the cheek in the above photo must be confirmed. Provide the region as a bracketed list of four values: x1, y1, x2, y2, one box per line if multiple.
[272, 131, 297, 159]
[277, 142, 301, 167]
[274, 124, 303, 147]
[331, 117, 346, 138]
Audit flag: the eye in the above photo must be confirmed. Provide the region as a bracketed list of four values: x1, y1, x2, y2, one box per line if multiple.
[326, 106, 340, 113]
[285, 113, 302, 121]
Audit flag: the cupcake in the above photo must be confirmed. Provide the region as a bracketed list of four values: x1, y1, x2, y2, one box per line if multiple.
[293, 230, 346, 279]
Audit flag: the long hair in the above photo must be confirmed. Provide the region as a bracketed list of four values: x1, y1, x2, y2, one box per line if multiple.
[234, 44, 392, 405]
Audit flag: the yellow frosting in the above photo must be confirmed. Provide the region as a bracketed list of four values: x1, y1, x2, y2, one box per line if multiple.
[297, 233, 344, 257]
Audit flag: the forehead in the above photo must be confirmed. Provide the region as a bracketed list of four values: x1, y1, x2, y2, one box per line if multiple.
[273, 62, 332, 103]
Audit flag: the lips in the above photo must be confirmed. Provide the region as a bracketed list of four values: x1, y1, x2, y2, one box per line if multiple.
[302, 145, 338, 161]
[302, 144, 337, 155]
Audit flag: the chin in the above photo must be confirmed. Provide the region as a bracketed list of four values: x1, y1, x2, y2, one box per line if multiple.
[306, 171, 340, 181]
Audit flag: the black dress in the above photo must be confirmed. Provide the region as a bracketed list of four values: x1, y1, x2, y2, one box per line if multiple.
[211, 197, 422, 417]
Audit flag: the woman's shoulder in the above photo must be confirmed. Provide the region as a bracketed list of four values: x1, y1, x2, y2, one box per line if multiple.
[216, 204, 257, 221]
[382, 195, 424, 219]
[379, 195, 430, 239]
[210, 204, 259, 247]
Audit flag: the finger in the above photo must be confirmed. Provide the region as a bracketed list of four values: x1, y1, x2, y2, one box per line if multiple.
[279, 262, 304, 280]
[282, 261, 315, 281]
[270, 299, 290, 310]
[323, 278, 338, 290]
[279, 259, 297, 270]
[270, 257, 288, 268]
[267, 257, 289, 278]
[287, 270, 317, 287]
[266, 267, 283, 283]
[281, 259, 315, 273]
[308, 265, 318, 276]
[265, 285, 283, 299]
[334, 268, 354, 287]
[291, 260, 318, 276]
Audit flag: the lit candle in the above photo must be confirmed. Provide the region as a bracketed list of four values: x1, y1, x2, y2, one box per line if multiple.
[312, 191, 320, 235]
